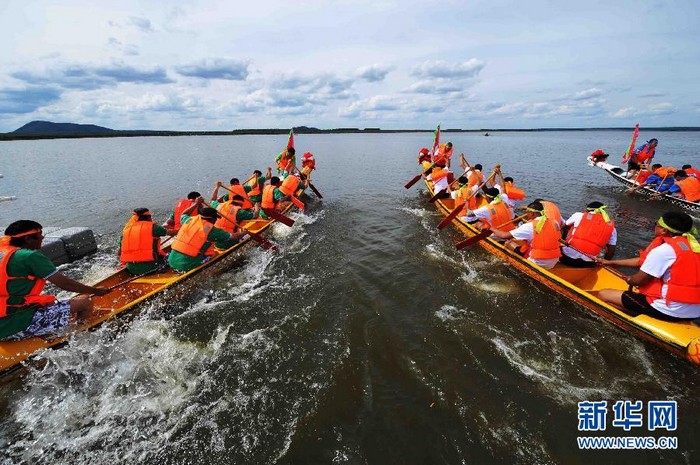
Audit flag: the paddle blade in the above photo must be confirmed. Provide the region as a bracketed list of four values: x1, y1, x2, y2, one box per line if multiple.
[263, 208, 295, 227]
[289, 195, 305, 210]
[247, 231, 278, 251]
[438, 205, 463, 229]
[429, 189, 449, 203]
[404, 174, 421, 189]
[309, 182, 323, 199]
[455, 229, 492, 250]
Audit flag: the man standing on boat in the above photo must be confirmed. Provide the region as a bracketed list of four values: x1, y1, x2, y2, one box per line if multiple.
[626, 138, 658, 179]
[0, 221, 110, 341]
[490, 201, 562, 269]
[597, 211, 700, 320]
[167, 198, 245, 273]
[276, 147, 296, 177]
[560, 202, 617, 268]
[119, 208, 176, 275]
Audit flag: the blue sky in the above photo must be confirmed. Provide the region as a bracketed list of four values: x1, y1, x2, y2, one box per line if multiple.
[1, 0, 698, 131]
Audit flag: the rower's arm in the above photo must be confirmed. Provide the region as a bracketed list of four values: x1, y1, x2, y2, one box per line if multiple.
[48, 272, 109, 295]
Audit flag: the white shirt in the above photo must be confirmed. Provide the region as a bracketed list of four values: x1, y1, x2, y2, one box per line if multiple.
[561, 212, 618, 261]
[493, 184, 515, 208]
[509, 218, 559, 269]
[428, 172, 449, 192]
[640, 243, 700, 318]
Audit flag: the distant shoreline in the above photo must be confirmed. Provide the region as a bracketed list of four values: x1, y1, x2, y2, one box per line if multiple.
[2, 126, 699, 142]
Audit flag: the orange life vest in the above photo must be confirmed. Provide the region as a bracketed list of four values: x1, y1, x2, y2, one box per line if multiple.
[653, 166, 676, 178]
[173, 198, 197, 230]
[171, 216, 215, 258]
[467, 170, 484, 189]
[279, 175, 300, 196]
[227, 184, 254, 209]
[431, 167, 448, 182]
[214, 201, 241, 234]
[504, 181, 526, 200]
[566, 212, 615, 256]
[638, 236, 700, 304]
[542, 201, 563, 225]
[485, 201, 515, 231]
[527, 218, 562, 260]
[434, 144, 453, 166]
[245, 176, 262, 197]
[636, 144, 656, 163]
[120, 219, 165, 263]
[0, 245, 56, 317]
[636, 169, 653, 184]
[261, 185, 277, 209]
[686, 167, 700, 178]
[676, 177, 700, 202]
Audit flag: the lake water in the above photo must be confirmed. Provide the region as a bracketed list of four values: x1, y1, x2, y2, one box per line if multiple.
[0, 131, 698, 464]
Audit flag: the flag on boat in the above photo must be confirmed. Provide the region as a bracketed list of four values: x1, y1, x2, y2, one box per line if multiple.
[431, 124, 441, 160]
[621, 123, 639, 164]
[287, 129, 295, 150]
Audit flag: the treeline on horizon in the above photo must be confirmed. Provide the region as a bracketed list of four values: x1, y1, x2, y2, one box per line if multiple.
[2, 124, 699, 142]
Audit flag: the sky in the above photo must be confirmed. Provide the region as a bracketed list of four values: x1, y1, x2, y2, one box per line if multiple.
[1, 0, 699, 132]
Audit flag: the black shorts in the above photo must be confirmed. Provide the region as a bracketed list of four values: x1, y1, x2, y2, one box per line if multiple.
[559, 252, 597, 268]
[620, 291, 687, 321]
[627, 161, 641, 171]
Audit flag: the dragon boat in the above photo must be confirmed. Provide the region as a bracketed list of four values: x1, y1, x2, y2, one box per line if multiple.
[422, 174, 700, 366]
[588, 157, 699, 214]
[0, 183, 310, 378]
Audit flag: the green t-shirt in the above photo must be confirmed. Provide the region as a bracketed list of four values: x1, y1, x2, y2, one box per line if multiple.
[167, 215, 237, 272]
[0, 249, 58, 339]
[122, 224, 169, 275]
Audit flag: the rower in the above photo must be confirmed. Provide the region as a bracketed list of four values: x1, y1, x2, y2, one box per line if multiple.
[210, 181, 260, 228]
[470, 188, 515, 236]
[165, 191, 202, 232]
[260, 176, 288, 217]
[167, 198, 246, 273]
[427, 164, 451, 198]
[644, 165, 677, 191]
[597, 211, 700, 320]
[682, 164, 700, 178]
[560, 202, 617, 268]
[119, 208, 176, 275]
[666, 170, 700, 202]
[1, 221, 109, 341]
[220, 178, 254, 209]
[244, 167, 271, 208]
[490, 201, 562, 269]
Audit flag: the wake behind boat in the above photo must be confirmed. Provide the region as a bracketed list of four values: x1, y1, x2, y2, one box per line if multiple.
[587, 156, 700, 213]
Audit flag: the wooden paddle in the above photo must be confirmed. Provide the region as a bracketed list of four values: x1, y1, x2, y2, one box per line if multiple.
[405, 162, 436, 189]
[437, 167, 498, 230]
[455, 213, 528, 250]
[625, 165, 655, 196]
[202, 200, 278, 250]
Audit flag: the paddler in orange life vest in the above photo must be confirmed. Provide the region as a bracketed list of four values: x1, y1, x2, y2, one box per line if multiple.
[665, 170, 700, 202]
[167, 197, 246, 273]
[495, 176, 526, 209]
[165, 191, 202, 232]
[433, 142, 454, 168]
[259, 176, 289, 217]
[243, 167, 272, 207]
[468, 188, 515, 234]
[210, 181, 261, 225]
[216, 178, 257, 211]
[490, 201, 562, 269]
[597, 211, 700, 320]
[119, 208, 177, 275]
[0, 220, 109, 341]
[682, 164, 700, 178]
[560, 202, 617, 268]
[276, 147, 296, 176]
[626, 138, 658, 178]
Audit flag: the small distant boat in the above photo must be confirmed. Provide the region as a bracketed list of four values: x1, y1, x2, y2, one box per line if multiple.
[484, 132, 490, 137]
[587, 157, 699, 213]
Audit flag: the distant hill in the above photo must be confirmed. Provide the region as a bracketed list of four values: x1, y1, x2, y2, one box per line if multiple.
[12, 121, 116, 135]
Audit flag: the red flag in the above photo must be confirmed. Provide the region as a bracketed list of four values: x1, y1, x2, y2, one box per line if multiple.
[621, 123, 639, 164]
[431, 124, 441, 159]
[287, 129, 294, 150]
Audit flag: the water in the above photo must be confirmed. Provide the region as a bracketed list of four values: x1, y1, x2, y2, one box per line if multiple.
[0, 131, 698, 464]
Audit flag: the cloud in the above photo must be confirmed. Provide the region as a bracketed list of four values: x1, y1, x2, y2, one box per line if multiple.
[339, 95, 401, 117]
[129, 16, 154, 33]
[572, 88, 604, 100]
[647, 102, 675, 115]
[639, 92, 667, 98]
[404, 80, 465, 95]
[0, 87, 62, 114]
[612, 107, 637, 118]
[11, 63, 172, 90]
[412, 59, 485, 79]
[175, 58, 250, 80]
[356, 64, 393, 82]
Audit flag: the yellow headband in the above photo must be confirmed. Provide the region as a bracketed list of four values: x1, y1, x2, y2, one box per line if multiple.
[527, 208, 547, 233]
[658, 217, 700, 253]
